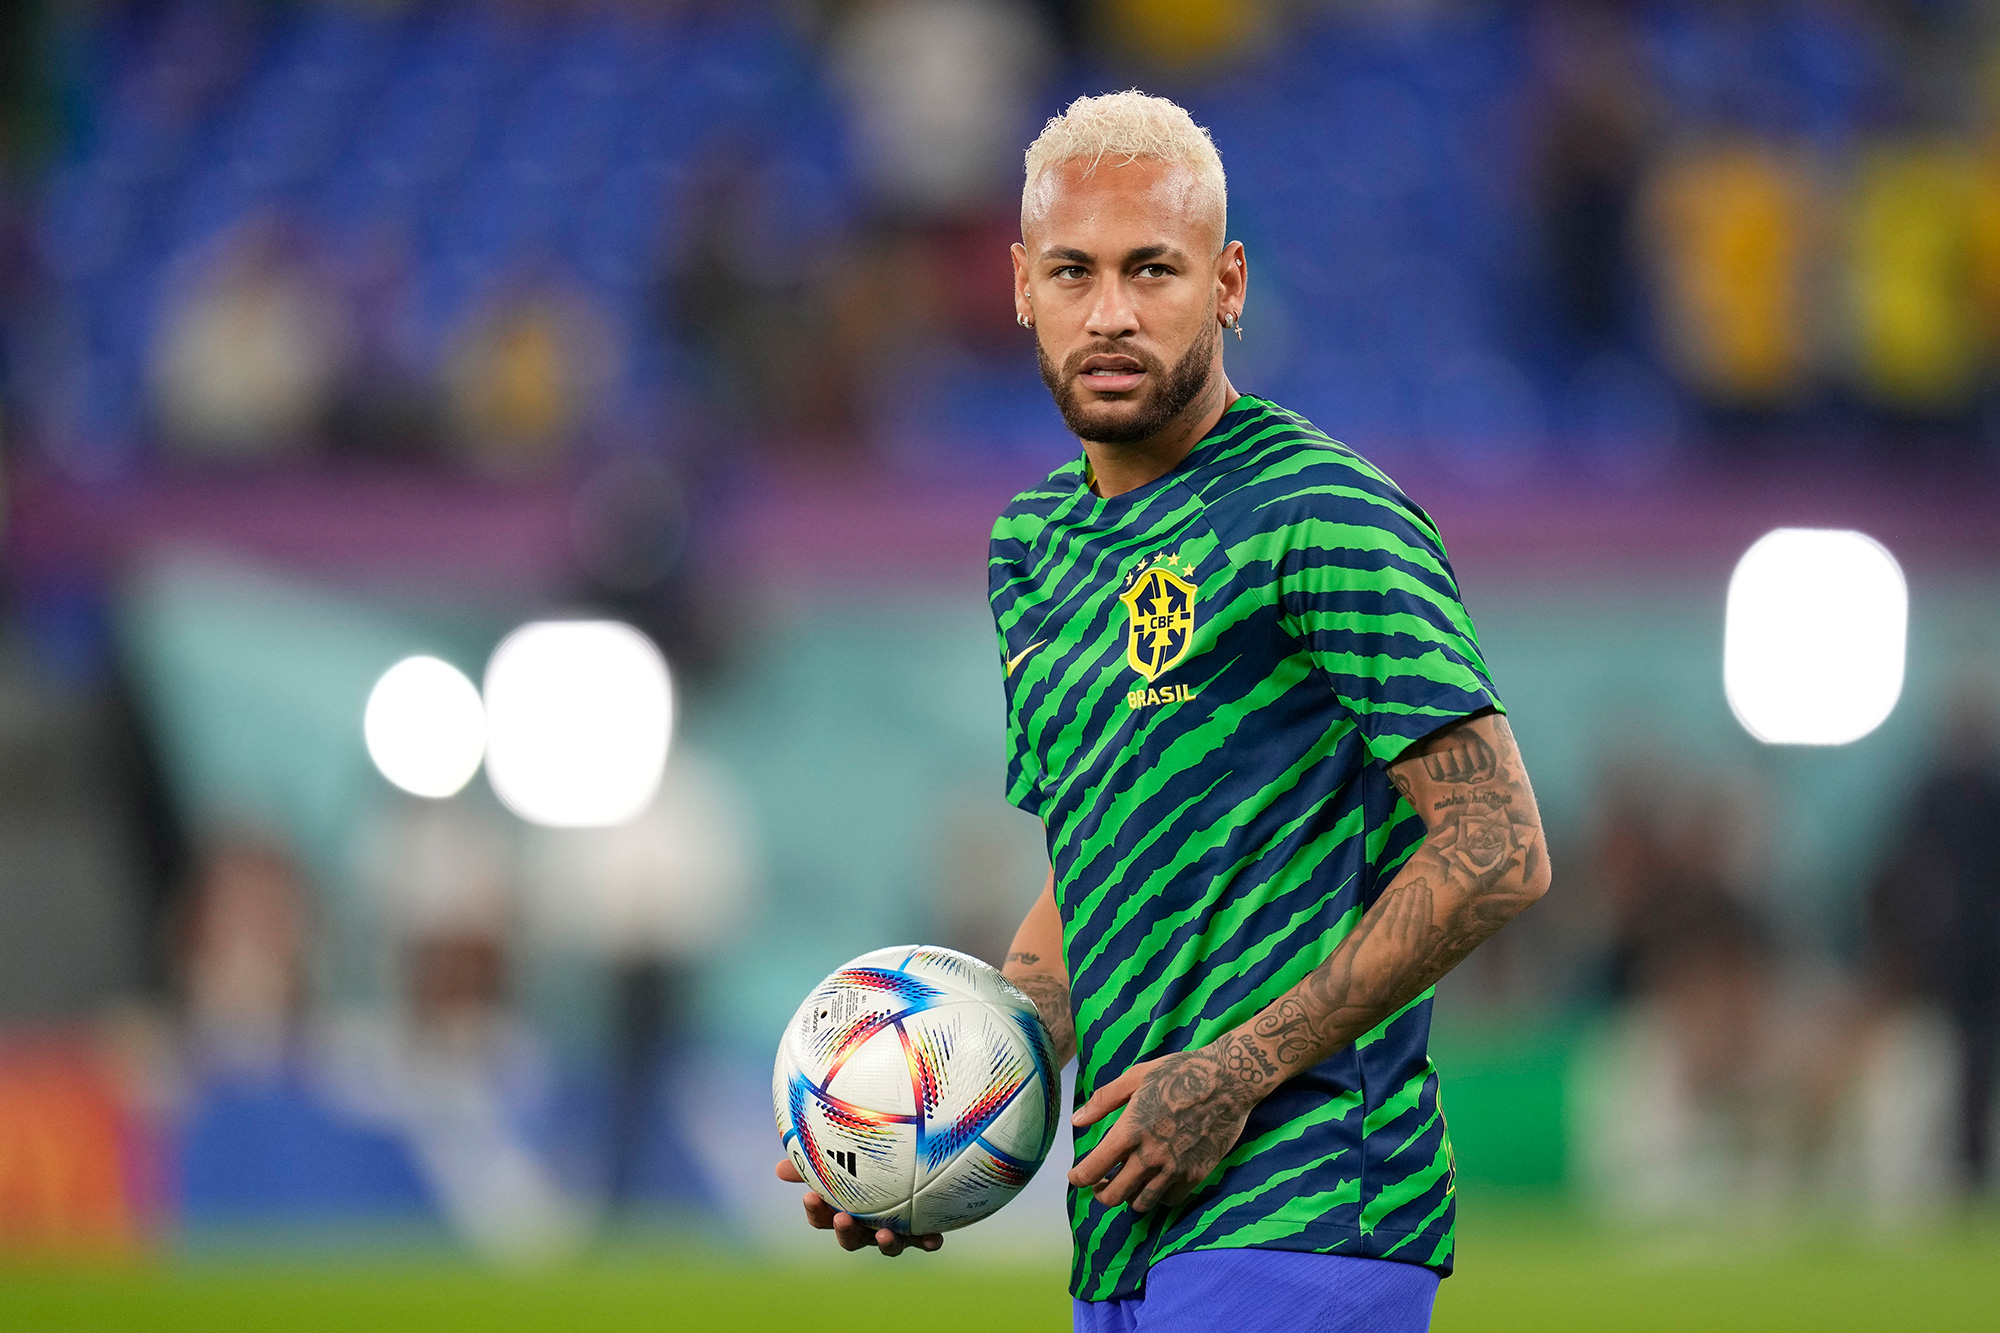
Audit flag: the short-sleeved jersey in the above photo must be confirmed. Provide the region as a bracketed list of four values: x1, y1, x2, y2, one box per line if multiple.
[987, 396, 1503, 1302]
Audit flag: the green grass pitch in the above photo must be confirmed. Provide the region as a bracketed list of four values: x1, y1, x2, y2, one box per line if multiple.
[2, 1207, 1995, 1331]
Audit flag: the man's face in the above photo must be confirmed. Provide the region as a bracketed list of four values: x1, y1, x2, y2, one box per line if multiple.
[1014, 159, 1242, 445]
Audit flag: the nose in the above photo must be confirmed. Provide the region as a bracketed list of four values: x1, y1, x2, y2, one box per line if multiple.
[1084, 275, 1138, 342]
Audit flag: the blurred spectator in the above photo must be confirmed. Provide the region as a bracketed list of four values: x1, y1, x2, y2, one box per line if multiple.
[177, 837, 309, 1072]
[1089, 0, 1268, 72]
[1642, 139, 1817, 412]
[324, 227, 444, 463]
[443, 278, 614, 477]
[1865, 680, 2000, 1196]
[1847, 142, 1983, 417]
[1575, 760, 1788, 1216]
[173, 834, 440, 1236]
[664, 156, 862, 450]
[832, 0, 1051, 219]
[1532, 0, 1655, 358]
[523, 744, 755, 1211]
[150, 218, 347, 462]
[340, 798, 585, 1262]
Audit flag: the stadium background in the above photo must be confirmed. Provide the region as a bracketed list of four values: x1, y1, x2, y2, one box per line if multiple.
[1, 0, 1999, 1328]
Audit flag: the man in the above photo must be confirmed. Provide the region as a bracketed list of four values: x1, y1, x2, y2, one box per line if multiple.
[779, 90, 1550, 1331]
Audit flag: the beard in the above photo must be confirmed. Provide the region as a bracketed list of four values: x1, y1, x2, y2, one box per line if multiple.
[1037, 317, 1218, 446]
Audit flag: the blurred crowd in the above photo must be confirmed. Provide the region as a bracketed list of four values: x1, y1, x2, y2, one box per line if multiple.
[6, 0, 2000, 491]
[1521, 680, 2000, 1225]
[0, 0, 1999, 1261]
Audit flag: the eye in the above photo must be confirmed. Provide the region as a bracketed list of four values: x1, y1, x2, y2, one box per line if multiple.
[1051, 265, 1087, 280]
[1136, 263, 1175, 278]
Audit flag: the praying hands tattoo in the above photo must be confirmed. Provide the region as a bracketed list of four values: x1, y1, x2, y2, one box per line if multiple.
[1068, 711, 1549, 1216]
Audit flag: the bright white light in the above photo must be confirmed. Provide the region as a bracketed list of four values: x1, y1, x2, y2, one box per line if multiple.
[1724, 528, 1907, 746]
[364, 656, 487, 798]
[483, 620, 672, 828]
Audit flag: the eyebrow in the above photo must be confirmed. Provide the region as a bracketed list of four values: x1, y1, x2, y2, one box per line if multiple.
[1039, 244, 1185, 266]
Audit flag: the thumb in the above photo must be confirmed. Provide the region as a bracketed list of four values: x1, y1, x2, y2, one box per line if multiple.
[1072, 1066, 1144, 1128]
[775, 1158, 805, 1183]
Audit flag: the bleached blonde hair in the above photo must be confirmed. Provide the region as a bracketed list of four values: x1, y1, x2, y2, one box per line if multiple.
[1022, 90, 1228, 243]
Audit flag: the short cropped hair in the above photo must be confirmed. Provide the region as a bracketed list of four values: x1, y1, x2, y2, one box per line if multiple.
[1022, 90, 1227, 240]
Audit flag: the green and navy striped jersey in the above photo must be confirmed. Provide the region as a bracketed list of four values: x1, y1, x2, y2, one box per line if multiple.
[987, 395, 1503, 1301]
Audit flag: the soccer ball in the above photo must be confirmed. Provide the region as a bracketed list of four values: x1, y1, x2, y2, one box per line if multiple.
[773, 945, 1062, 1234]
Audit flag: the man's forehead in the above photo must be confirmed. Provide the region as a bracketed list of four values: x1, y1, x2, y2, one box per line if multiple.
[1022, 157, 1220, 248]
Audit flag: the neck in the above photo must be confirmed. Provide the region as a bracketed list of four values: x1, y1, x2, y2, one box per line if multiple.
[1083, 370, 1239, 499]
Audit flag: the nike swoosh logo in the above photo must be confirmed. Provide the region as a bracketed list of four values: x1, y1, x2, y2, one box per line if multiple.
[1005, 640, 1049, 678]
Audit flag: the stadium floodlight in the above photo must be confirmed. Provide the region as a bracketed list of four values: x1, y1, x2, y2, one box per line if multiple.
[1724, 528, 1907, 746]
[364, 655, 487, 798]
[483, 619, 673, 828]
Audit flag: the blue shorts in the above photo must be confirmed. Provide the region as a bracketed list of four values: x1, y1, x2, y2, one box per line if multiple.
[1073, 1249, 1439, 1333]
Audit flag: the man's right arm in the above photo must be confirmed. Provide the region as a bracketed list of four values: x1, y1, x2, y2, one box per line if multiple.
[1003, 868, 1075, 1066]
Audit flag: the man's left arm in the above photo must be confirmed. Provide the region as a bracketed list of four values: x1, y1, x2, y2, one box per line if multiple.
[1068, 709, 1550, 1213]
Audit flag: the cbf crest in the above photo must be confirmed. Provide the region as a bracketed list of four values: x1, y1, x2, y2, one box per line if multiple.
[1119, 552, 1198, 681]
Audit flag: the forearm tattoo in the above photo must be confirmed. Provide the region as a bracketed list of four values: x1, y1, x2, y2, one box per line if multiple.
[1007, 969, 1077, 1067]
[1248, 715, 1547, 1080]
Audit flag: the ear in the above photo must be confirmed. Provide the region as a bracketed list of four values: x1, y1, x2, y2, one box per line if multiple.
[1215, 240, 1247, 327]
[1011, 242, 1033, 326]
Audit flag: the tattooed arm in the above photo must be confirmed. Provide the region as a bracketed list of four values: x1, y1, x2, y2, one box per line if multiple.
[1003, 868, 1077, 1066]
[1069, 711, 1550, 1214]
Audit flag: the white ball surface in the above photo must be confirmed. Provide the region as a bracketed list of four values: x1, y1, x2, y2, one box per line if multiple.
[773, 945, 1061, 1234]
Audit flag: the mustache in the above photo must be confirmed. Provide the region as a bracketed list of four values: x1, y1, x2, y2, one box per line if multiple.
[1061, 343, 1165, 378]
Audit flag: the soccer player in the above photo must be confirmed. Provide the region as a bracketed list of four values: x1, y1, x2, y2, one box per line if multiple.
[779, 90, 1550, 1331]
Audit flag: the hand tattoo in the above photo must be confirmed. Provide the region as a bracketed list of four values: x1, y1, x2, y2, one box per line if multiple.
[1007, 951, 1040, 965]
[1116, 1045, 1257, 1213]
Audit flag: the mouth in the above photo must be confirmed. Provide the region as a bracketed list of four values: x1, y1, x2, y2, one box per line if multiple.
[1077, 354, 1147, 395]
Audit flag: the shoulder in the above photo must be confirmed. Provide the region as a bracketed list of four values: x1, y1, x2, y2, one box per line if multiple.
[1189, 398, 1445, 556]
[989, 458, 1083, 592]
[991, 458, 1082, 545]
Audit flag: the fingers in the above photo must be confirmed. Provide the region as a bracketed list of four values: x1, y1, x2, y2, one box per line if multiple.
[1071, 1067, 1144, 1129]
[1102, 1158, 1208, 1215]
[801, 1190, 838, 1230]
[781, 1156, 940, 1255]
[872, 1228, 944, 1256]
[1068, 1119, 1138, 1190]
[776, 1152, 940, 1256]
[1092, 1155, 1160, 1210]
[829, 1212, 942, 1255]
[1128, 1169, 1176, 1215]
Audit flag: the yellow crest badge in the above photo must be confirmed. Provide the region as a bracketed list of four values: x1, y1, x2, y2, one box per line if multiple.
[1119, 555, 1198, 681]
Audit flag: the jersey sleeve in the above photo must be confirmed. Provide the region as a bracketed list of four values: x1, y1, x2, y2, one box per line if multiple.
[1274, 484, 1503, 767]
[989, 521, 1045, 816]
